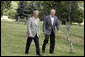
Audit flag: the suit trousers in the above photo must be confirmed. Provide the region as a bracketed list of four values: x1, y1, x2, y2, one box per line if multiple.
[25, 35, 40, 55]
[42, 29, 55, 53]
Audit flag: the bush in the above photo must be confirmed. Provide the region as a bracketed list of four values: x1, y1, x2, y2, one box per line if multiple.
[7, 9, 16, 19]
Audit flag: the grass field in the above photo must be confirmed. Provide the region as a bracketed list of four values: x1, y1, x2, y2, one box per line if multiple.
[1, 21, 84, 56]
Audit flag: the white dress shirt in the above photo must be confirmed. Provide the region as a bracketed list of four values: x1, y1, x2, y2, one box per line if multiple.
[33, 16, 38, 35]
[33, 16, 38, 26]
[50, 15, 54, 25]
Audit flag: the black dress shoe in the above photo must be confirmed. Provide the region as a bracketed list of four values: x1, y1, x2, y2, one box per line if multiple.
[25, 52, 28, 54]
[49, 52, 54, 54]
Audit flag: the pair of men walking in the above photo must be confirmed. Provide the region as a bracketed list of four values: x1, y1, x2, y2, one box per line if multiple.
[25, 9, 60, 56]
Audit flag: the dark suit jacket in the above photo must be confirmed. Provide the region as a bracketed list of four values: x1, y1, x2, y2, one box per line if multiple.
[43, 15, 60, 35]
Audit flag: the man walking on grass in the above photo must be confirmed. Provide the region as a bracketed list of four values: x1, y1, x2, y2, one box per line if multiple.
[25, 10, 42, 56]
[42, 9, 61, 54]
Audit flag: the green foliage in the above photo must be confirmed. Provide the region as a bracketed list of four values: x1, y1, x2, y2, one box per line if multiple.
[1, 1, 11, 16]
[16, 1, 29, 18]
[1, 1, 84, 24]
[39, 1, 84, 24]
[7, 9, 16, 19]
[1, 1, 18, 19]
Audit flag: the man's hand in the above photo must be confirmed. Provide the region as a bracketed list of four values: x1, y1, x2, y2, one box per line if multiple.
[38, 35, 40, 38]
[29, 33, 33, 37]
[58, 30, 60, 33]
[43, 32, 46, 34]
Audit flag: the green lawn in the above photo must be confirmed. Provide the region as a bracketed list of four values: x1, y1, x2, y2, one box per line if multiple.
[1, 21, 84, 56]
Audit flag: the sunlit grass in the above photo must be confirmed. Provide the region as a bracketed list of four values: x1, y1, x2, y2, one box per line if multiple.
[1, 21, 84, 56]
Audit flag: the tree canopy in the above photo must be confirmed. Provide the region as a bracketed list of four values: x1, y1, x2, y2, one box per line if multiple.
[1, 1, 84, 24]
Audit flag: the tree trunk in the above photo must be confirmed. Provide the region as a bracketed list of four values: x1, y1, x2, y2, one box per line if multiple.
[66, 1, 74, 53]
[66, 23, 73, 53]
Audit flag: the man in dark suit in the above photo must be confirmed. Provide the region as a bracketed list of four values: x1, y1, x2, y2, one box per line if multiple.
[42, 9, 61, 54]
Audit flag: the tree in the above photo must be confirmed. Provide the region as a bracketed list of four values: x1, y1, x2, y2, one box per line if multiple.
[26, 1, 41, 17]
[1, 1, 11, 16]
[65, 1, 73, 53]
[39, 1, 84, 24]
[16, 1, 41, 21]
[7, 1, 18, 19]
[16, 1, 28, 19]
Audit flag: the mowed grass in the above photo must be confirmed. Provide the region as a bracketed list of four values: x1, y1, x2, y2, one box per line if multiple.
[1, 21, 84, 56]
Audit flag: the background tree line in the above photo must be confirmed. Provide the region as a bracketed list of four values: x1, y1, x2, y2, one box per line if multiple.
[1, 1, 84, 25]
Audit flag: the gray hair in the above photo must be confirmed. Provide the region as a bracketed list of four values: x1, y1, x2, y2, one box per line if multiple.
[50, 9, 56, 12]
[33, 10, 39, 14]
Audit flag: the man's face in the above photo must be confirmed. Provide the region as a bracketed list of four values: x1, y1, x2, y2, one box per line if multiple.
[34, 12, 39, 17]
[50, 10, 55, 16]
